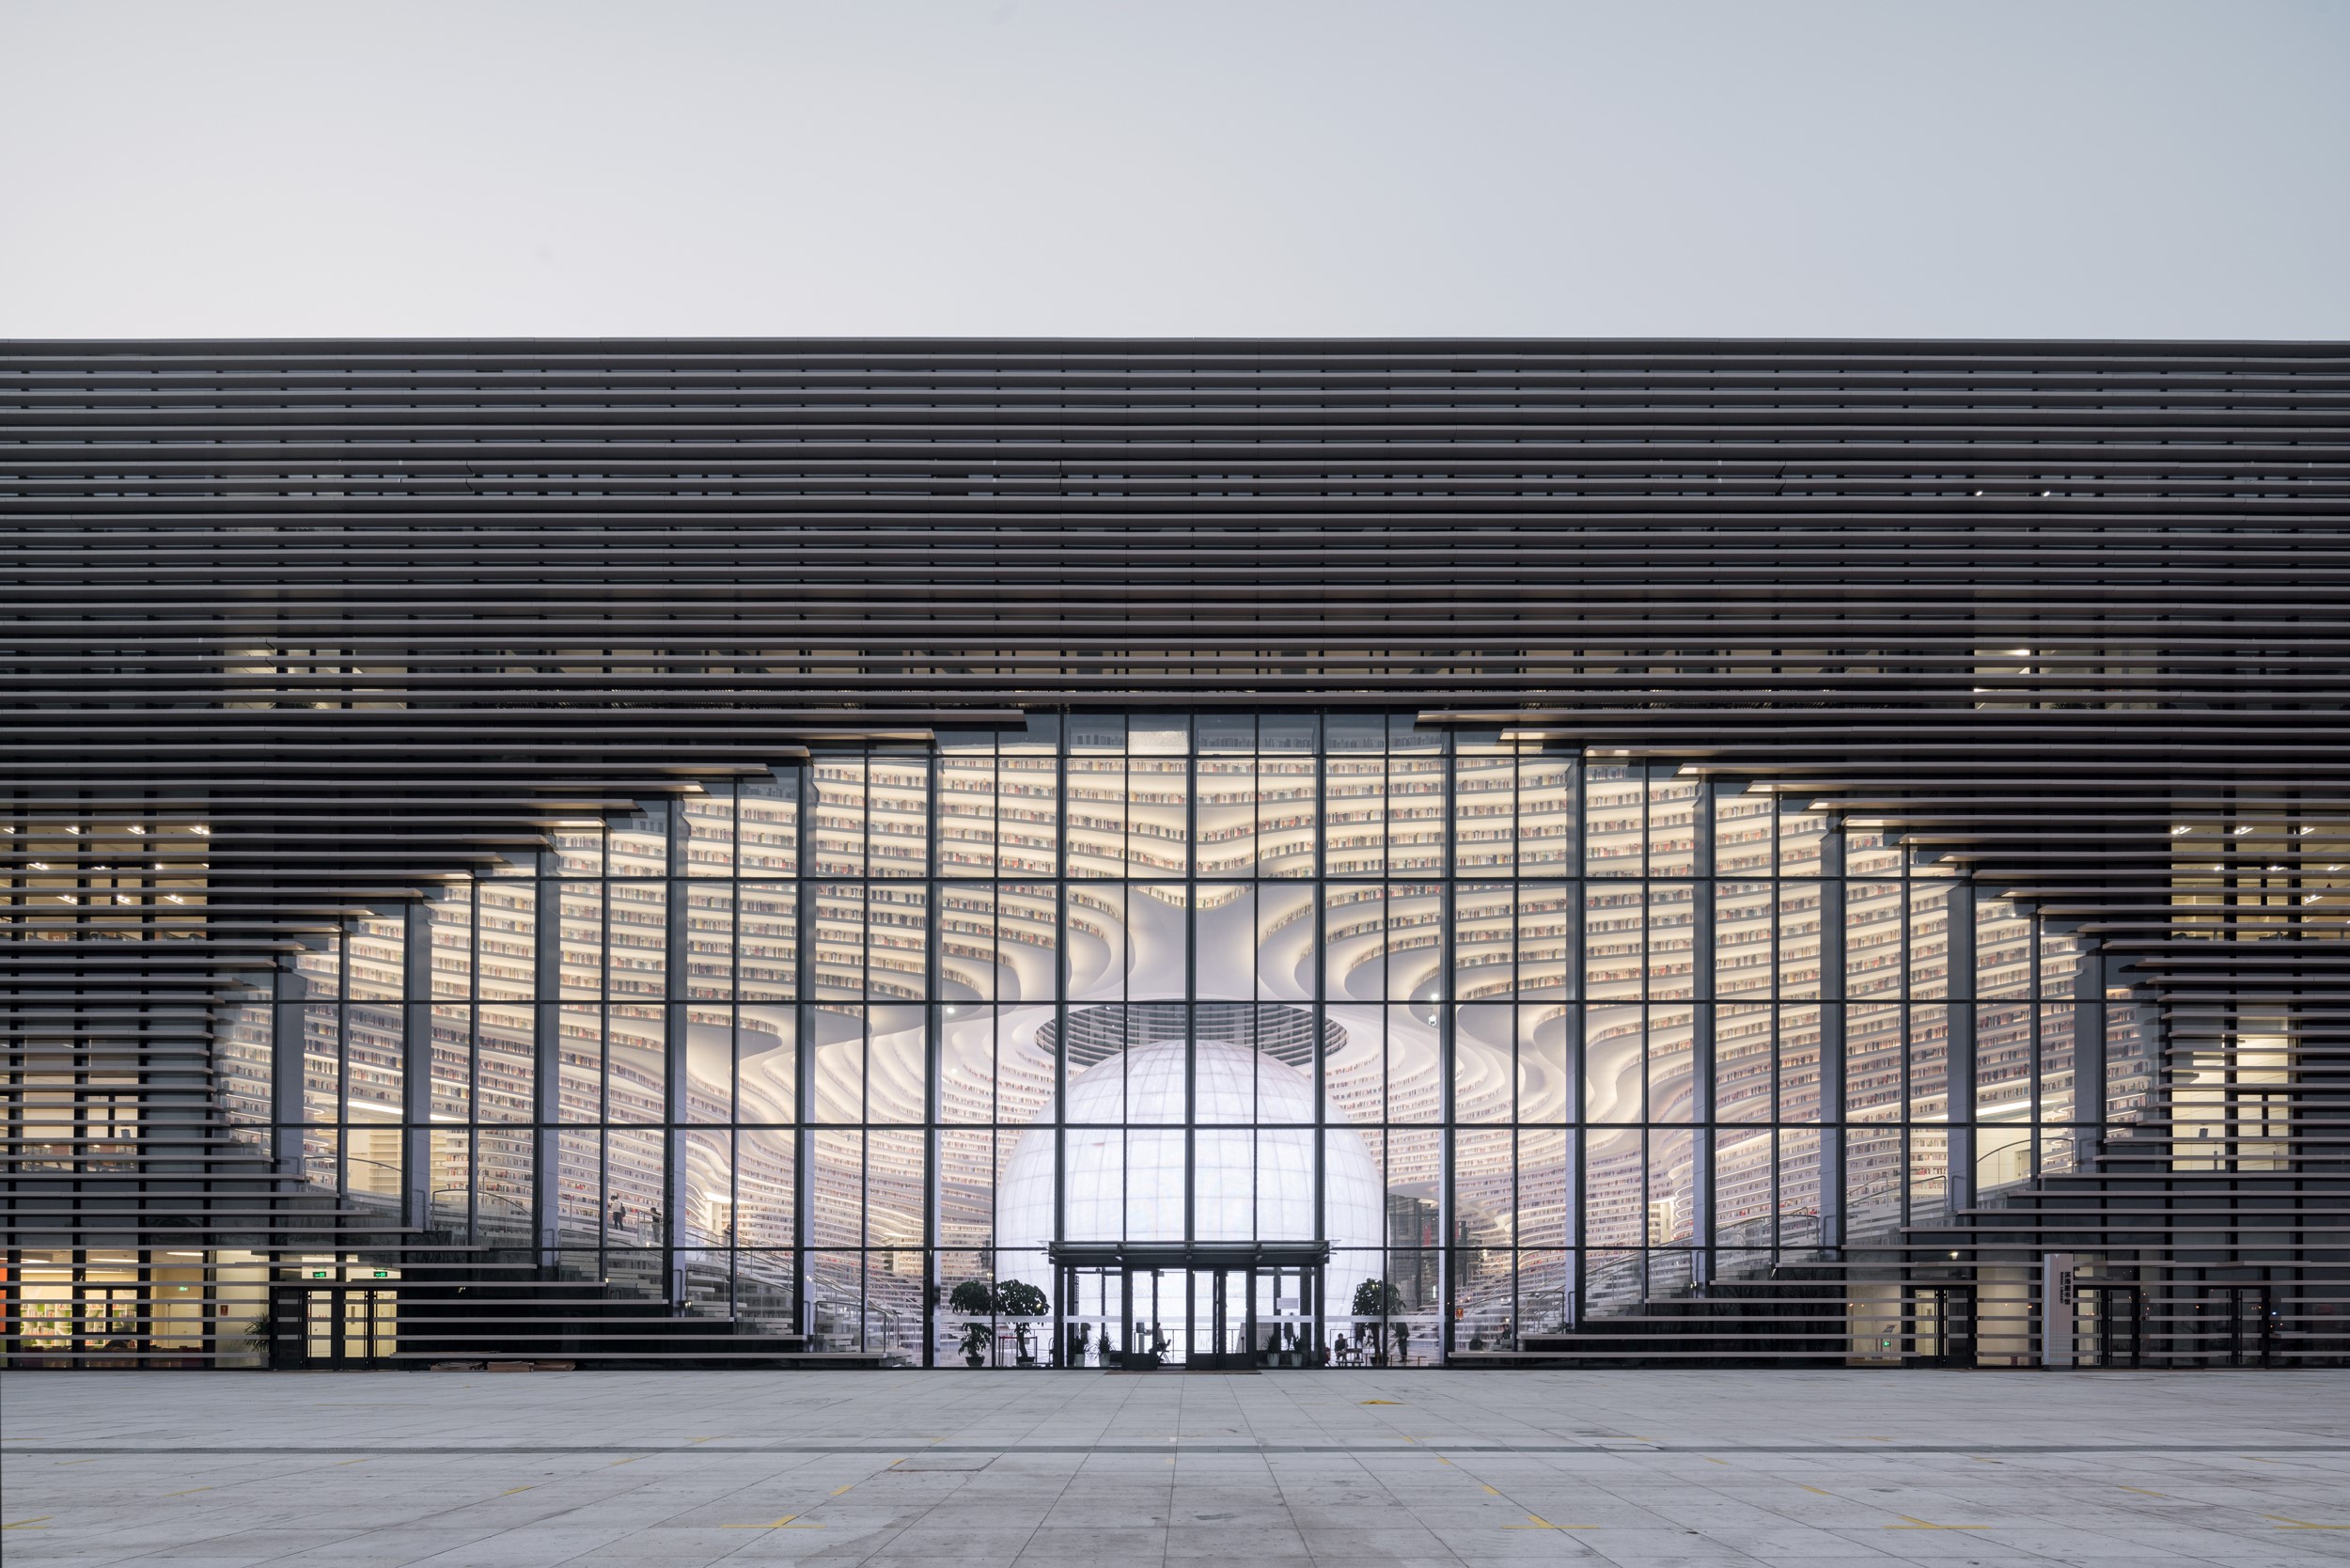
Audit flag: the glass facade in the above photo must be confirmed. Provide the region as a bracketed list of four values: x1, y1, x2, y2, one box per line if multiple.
[216, 714, 2154, 1365]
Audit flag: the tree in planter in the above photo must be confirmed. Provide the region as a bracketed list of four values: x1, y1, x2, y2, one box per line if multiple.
[1352, 1278, 1402, 1365]
[995, 1278, 1049, 1363]
[948, 1278, 996, 1366]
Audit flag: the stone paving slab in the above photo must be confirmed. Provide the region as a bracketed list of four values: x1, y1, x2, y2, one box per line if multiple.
[5, 1369, 2348, 1566]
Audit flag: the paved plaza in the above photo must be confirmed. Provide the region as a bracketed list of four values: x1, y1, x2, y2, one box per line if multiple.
[5, 1368, 2348, 1567]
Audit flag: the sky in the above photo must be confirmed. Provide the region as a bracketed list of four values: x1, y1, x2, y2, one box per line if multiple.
[2, 0, 2344, 340]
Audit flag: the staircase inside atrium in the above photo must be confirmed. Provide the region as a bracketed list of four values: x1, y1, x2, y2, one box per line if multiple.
[3, 1067, 896, 1369]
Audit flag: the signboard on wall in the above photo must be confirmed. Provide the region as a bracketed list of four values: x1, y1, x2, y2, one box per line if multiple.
[2041, 1252, 2076, 1369]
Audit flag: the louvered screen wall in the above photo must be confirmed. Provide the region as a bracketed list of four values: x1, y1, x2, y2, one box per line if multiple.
[4, 337, 2344, 1367]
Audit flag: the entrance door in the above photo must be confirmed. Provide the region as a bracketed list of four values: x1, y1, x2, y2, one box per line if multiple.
[1121, 1268, 1185, 1368]
[83, 1284, 145, 1367]
[1063, 1266, 1116, 1367]
[2074, 1284, 2143, 1368]
[1904, 1285, 1976, 1366]
[1187, 1267, 1255, 1371]
[1051, 1243, 1331, 1371]
[280, 1286, 396, 1368]
[1259, 1266, 1313, 1367]
[2200, 1285, 2275, 1367]
[1087, 1266, 1261, 1370]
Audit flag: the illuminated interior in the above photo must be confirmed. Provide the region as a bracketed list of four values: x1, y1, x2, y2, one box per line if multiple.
[202, 713, 2154, 1361]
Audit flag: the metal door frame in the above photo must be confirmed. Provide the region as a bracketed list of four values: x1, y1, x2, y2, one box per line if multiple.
[273, 1283, 396, 1369]
[1903, 1282, 1977, 1367]
[2074, 1282, 2143, 1369]
[79, 1283, 146, 1366]
[1187, 1264, 1256, 1371]
[1052, 1241, 1326, 1371]
[2203, 1283, 2276, 1368]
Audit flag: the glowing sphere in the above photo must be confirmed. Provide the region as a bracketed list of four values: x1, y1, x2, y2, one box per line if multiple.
[994, 1037, 1385, 1263]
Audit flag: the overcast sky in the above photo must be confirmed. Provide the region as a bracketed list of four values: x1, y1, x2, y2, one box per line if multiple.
[2, 0, 2343, 340]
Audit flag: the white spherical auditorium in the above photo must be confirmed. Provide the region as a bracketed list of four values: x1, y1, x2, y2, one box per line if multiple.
[994, 1037, 1385, 1262]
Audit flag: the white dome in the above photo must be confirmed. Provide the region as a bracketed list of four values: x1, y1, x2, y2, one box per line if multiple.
[995, 1037, 1386, 1263]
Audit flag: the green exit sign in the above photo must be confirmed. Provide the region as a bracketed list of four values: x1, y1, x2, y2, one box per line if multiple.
[310, 1269, 330, 1278]
[372, 1270, 389, 1278]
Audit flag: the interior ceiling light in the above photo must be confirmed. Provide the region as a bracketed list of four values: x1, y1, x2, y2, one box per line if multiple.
[2170, 825, 2193, 835]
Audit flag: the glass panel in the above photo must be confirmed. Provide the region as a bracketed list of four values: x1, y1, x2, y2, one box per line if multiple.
[739, 776, 799, 875]
[869, 760, 929, 878]
[682, 783, 733, 877]
[477, 1004, 533, 1122]
[1584, 764, 1642, 878]
[258, 718, 2150, 1369]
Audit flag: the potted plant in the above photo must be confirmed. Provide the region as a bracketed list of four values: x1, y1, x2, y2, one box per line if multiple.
[948, 1278, 995, 1367]
[1352, 1278, 1402, 1367]
[995, 1278, 1048, 1366]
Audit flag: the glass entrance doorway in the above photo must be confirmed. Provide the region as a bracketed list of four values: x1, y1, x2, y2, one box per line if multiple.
[1052, 1242, 1328, 1370]
[2074, 1283, 2144, 1368]
[2193, 1284, 2275, 1367]
[270, 1286, 397, 1368]
[1904, 1284, 1976, 1366]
